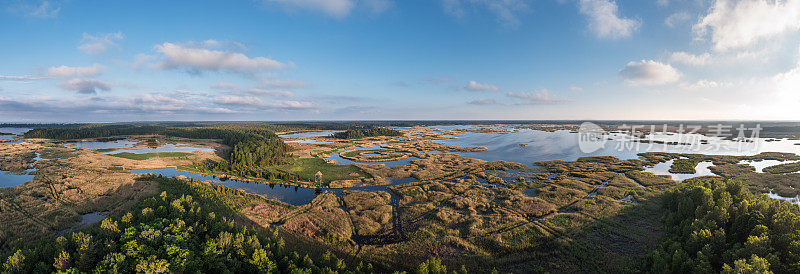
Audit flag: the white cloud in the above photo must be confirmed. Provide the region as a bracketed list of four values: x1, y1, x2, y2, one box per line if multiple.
[154, 42, 287, 74]
[247, 89, 295, 97]
[570, 85, 583, 92]
[214, 96, 265, 107]
[694, 0, 800, 51]
[214, 96, 313, 109]
[464, 80, 500, 92]
[0, 75, 46, 82]
[619, 60, 681, 86]
[669, 51, 711, 66]
[441, 0, 529, 27]
[468, 98, 496, 105]
[78, 32, 124, 55]
[664, 11, 691, 28]
[261, 79, 307, 89]
[47, 64, 104, 77]
[57, 78, 112, 94]
[679, 79, 734, 90]
[578, 0, 639, 39]
[507, 89, 571, 104]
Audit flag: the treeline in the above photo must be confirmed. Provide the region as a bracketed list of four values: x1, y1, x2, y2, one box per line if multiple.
[331, 128, 403, 139]
[1, 176, 467, 273]
[26, 124, 297, 182]
[1, 177, 371, 273]
[646, 179, 800, 273]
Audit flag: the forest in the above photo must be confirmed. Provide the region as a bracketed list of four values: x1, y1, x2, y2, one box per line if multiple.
[646, 178, 800, 273]
[25, 124, 300, 182]
[0, 176, 462, 274]
[331, 128, 403, 139]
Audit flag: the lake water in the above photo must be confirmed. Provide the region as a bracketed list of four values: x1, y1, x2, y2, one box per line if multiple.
[130, 168, 415, 206]
[643, 160, 715, 181]
[739, 160, 799, 173]
[101, 143, 214, 154]
[78, 212, 109, 226]
[0, 128, 31, 140]
[0, 170, 35, 188]
[64, 140, 139, 150]
[431, 127, 800, 165]
[327, 145, 420, 167]
[279, 131, 334, 139]
[286, 139, 334, 144]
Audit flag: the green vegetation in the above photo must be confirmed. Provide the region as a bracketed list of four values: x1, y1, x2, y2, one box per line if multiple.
[0, 177, 372, 273]
[109, 152, 192, 160]
[763, 161, 800, 174]
[669, 158, 699, 174]
[276, 158, 368, 185]
[647, 179, 800, 273]
[331, 127, 402, 139]
[340, 149, 409, 162]
[94, 148, 116, 153]
[27, 124, 298, 181]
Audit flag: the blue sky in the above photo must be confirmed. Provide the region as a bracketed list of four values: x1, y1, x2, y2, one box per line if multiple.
[2, 0, 800, 122]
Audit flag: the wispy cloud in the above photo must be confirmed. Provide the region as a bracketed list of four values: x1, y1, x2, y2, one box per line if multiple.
[463, 80, 499, 92]
[47, 64, 104, 77]
[468, 98, 496, 105]
[507, 89, 571, 104]
[78, 32, 124, 55]
[441, 0, 529, 28]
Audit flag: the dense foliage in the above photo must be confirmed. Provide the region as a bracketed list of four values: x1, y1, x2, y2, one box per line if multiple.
[26, 124, 298, 182]
[1, 177, 373, 273]
[647, 179, 800, 273]
[331, 128, 402, 139]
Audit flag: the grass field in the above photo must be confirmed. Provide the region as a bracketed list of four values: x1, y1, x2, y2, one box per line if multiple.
[277, 157, 370, 184]
[109, 152, 193, 160]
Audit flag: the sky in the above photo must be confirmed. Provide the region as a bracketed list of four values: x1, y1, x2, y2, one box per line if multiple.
[1, 0, 800, 122]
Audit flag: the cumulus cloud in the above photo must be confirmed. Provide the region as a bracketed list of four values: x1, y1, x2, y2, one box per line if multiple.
[154, 42, 287, 74]
[507, 89, 571, 104]
[464, 81, 500, 92]
[669, 51, 711, 66]
[57, 78, 112, 94]
[695, 0, 800, 51]
[578, 0, 639, 39]
[441, 0, 529, 27]
[468, 98, 496, 105]
[78, 32, 123, 55]
[47, 64, 104, 77]
[619, 60, 681, 86]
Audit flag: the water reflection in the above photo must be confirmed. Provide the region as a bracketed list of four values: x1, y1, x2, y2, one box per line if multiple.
[130, 168, 415, 206]
[279, 131, 334, 139]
